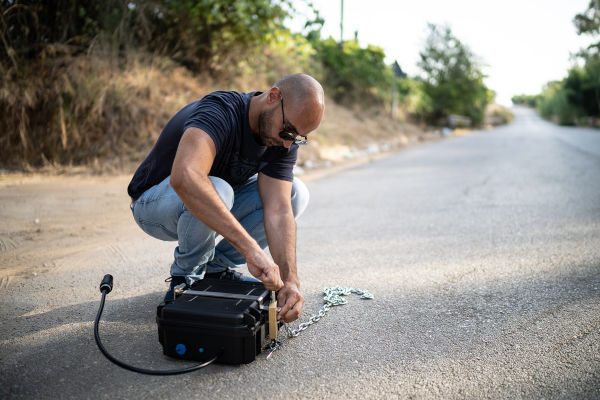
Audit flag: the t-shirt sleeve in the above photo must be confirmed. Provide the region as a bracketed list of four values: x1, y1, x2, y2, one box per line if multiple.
[260, 145, 298, 182]
[183, 96, 233, 153]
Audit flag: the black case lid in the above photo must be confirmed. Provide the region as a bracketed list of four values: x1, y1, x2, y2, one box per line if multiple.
[158, 279, 269, 327]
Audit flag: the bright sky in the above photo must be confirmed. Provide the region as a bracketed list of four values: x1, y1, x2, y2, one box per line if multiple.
[288, 0, 595, 106]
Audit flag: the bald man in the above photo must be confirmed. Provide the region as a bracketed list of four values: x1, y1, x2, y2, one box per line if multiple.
[127, 74, 325, 323]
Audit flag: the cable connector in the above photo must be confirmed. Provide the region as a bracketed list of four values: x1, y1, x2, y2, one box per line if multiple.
[100, 274, 113, 294]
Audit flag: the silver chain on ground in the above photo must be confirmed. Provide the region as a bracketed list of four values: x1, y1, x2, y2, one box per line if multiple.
[283, 286, 373, 338]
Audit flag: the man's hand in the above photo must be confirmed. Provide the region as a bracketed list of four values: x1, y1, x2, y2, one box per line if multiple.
[276, 282, 304, 322]
[245, 248, 284, 291]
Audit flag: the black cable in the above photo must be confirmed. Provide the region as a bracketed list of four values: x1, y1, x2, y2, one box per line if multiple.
[94, 275, 220, 375]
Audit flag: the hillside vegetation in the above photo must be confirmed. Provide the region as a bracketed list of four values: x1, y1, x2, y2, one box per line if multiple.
[512, 1, 600, 126]
[0, 0, 509, 171]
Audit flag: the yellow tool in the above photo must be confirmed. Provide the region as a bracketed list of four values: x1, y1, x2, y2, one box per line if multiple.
[268, 291, 278, 340]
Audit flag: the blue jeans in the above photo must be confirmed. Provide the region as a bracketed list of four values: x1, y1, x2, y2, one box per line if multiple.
[131, 174, 309, 284]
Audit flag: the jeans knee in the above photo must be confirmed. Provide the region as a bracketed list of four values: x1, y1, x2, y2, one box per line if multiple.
[210, 176, 234, 209]
[291, 177, 309, 218]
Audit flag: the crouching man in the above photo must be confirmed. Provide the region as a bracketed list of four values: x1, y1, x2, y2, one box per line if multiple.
[127, 74, 325, 323]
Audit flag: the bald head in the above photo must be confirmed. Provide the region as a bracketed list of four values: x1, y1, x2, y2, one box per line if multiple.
[274, 73, 324, 106]
[273, 74, 325, 133]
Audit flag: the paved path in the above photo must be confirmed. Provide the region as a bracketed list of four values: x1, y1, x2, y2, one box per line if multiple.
[1, 107, 599, 398]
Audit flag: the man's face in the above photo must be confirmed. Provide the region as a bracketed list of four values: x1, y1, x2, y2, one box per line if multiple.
[258, 97, 305, 148]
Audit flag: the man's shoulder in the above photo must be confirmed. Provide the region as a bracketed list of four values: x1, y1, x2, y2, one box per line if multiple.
[200, 90, 254, 107]
[187, 91, 256, 123]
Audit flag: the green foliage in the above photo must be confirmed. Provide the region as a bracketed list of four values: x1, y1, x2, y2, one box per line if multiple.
[417, 24, 490, 126]
[537, 81, 581, 125]
[310, 37, 394, 105]
[536, 59, 600, 125]
[0, 0, 156, 74]
[564, 63, 600, 116]
[573, 0, 600, 66]
[152, 0, 292, 74]
[532, 1, 600, 125]
[0, 0, 293, 77]
[236, 30, 317, 88]
[511, 94, 539, 107]
[574, 0, 600, 41]
[398, 78, 432, 118]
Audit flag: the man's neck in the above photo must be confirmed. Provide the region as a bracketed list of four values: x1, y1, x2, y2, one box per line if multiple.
[248, 93, 262, 135]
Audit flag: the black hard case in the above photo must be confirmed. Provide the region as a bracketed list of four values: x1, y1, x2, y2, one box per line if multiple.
[156, 278, 271, 364]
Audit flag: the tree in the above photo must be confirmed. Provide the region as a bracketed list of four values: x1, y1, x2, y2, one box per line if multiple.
[417, 23, 490, 126]
[574, 0, 600, 52]
[573, 0, 600, 117]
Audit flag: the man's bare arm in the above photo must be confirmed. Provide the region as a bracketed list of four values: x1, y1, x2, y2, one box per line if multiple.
[258, 172, 304, 322]
[170, 127, 283, 290]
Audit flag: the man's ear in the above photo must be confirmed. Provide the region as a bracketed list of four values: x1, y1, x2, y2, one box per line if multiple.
[266, 86, 281, 104]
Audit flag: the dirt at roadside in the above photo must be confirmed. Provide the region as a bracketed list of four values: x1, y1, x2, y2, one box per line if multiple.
[0, 174, 137, 286]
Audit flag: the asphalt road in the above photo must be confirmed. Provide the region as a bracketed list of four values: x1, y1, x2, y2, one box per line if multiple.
[1, 107, 599, 399]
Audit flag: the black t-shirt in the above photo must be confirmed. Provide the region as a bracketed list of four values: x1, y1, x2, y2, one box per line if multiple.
[127, 91, 298, 199]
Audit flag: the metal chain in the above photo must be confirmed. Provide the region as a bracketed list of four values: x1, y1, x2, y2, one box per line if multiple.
[283, 286, 373, 338]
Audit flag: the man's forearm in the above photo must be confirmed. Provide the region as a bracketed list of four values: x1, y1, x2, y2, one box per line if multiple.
[264, 210, 298, 285]
[265, 208, 304, 322]
[171, 170, 259, 256]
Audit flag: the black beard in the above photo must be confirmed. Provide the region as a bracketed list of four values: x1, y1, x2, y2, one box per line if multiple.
[256, 111, 268, 146]
[257, 106, 279, 146]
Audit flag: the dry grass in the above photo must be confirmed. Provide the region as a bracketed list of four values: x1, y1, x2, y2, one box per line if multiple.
[0, 51, 213, 171]
[0, 51, 425, 174]
[485, 103, 514, 126]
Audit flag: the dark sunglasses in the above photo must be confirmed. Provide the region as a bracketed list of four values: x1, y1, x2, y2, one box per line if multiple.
[279, 96, 308, 145]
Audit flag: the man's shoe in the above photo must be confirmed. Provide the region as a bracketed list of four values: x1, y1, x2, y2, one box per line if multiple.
[205, 267, 260, 283]
[164, 275, 186, 302]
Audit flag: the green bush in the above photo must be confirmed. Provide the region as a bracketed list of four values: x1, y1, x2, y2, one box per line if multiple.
[151, 0, 292, 75]
[311, 37, 394, 105]
[0, 0, 293, 78]
[417, 24, 490, 126]
[536, 58, 600, 125]
[537, 81, 579, 125]
[511, 94, 539, 107]
[236, 30, 317, 88]
[532, 0, 600, 125]
[399, 78, 432, 119]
